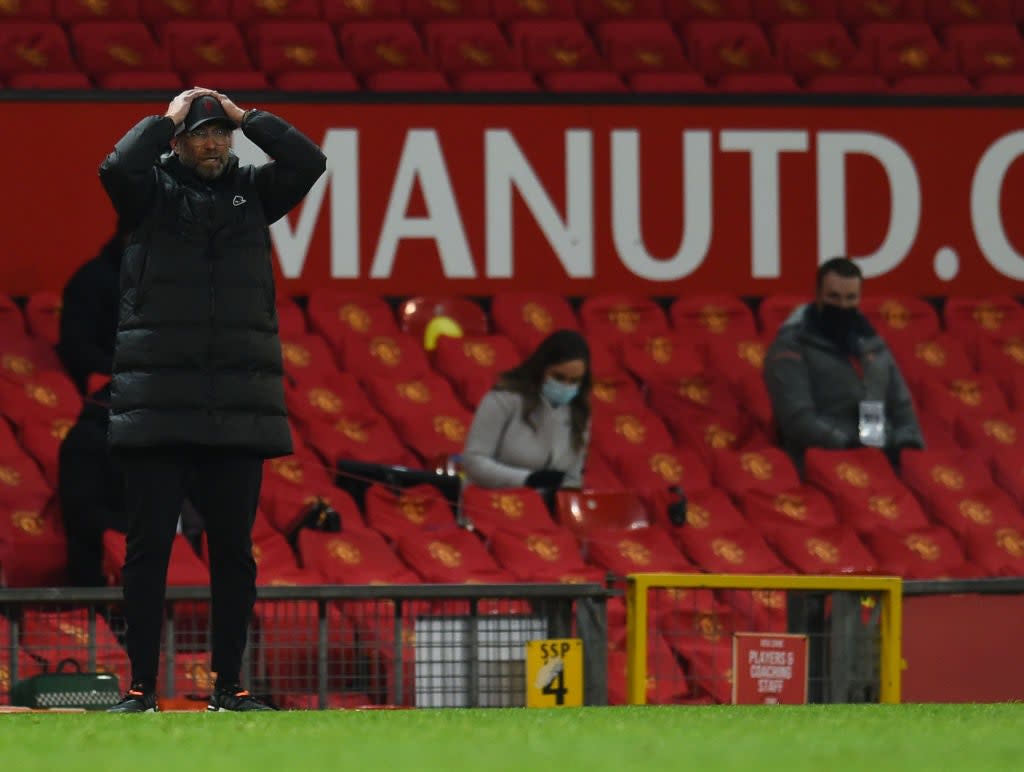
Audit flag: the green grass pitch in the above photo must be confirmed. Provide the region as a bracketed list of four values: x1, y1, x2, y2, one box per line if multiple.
[2, 704, 1022, 771]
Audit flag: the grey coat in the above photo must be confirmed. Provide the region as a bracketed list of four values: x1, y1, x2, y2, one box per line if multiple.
[763, 304, 924, 464]
[462, 390, 587, 489]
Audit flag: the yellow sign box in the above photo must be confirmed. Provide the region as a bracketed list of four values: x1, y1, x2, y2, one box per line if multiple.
[525, 638, 583, 708]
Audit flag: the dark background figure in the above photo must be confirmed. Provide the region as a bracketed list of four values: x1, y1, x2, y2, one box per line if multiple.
[57, 229, 126, 393]
[58, 385, 127, 587]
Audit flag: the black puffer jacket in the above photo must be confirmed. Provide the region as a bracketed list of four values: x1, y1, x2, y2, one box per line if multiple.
[98, 110, 326, 457]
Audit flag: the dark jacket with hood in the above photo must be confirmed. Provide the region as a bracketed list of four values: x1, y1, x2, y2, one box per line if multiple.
[57, 232, 123, 393]
[98, 110, 326, 457]
[763, 303, 925, 465]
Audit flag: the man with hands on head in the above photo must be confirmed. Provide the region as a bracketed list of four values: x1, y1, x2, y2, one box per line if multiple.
[99, 88, 326, 713]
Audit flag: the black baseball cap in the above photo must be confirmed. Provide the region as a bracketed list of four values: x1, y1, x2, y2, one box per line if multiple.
[177, 94, 234, 135]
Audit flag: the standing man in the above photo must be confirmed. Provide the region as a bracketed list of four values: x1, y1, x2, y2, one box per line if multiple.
[99, 88, 326, 712]
[763, 257, 924, 471]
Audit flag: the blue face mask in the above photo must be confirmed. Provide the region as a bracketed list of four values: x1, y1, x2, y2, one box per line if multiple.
[542, 378, 579, 407]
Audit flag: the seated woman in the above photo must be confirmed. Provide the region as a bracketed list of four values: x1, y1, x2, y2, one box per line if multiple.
[462, 329, 591, 491]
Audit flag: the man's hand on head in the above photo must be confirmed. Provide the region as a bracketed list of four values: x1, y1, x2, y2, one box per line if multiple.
[212, 92, 247, 127]
[164, 87, 216, 127]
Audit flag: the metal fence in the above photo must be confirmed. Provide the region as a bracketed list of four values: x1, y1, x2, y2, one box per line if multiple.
[625, 573, 901, 705]
[0, 584, 608, 710]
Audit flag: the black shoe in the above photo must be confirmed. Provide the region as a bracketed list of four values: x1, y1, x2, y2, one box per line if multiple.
[107, 687, 159, 713]
[207, 686, 275, 712]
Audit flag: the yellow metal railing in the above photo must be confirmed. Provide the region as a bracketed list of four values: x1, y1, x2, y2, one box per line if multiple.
[625, 573, 903, 705]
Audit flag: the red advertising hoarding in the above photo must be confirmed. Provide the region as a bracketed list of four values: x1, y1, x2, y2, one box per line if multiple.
[2, 100, 1024, 296]
[732, 632, 809, 705]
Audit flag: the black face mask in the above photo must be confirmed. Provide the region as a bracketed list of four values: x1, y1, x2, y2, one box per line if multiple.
[816, 304, 862, 353]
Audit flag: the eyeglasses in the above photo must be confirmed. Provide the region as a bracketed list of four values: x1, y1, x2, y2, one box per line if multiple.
[184, 126, 233, 143]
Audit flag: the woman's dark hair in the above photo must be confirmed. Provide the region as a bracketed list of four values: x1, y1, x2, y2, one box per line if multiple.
[495, 329, 592, 451]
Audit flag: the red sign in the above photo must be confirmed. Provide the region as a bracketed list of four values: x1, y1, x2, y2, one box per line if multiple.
[732, 632, 808, 705]
[3, 100, 1024, 296]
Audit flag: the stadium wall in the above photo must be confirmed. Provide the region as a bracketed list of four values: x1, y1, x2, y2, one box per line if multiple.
[2, 96, 1024, 297]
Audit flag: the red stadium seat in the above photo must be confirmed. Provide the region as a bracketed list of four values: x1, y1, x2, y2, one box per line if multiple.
[555, 489, 651, 537]
[0, 0, 55, 20]
[306, 290, 399, 357]
[589, 405, 676, 464]
[298, 529, 422, 584]
[7, 71, 93, 88]
[973, 71, 1024, 91]
[771, 524, 879, 574]
[249, 21, 347, 76]
[275, 297, 307, 338]
[589, 372, 646, 414]
[753, 0, 840, 24]
[804, 448, 930, 534]
[489, 527, 602, 583]
[284, 372, 375, 428]
[324, 0, 403, 23]
[507, 19, 607, 74]
[579, 295, 669, 351]
[339, 332, 432, 381]
[459, 486, 556, 537]
[596, 20, 693, 76]
[955, 412, 1024, 456]
[976, 334, 1024, 402]
[404, 0, 492, 21]
[888, 334, 974, 400]
[19, 610, 128, 685]
[423, 20, 521, 74]
[704, 336, 774, 435]
[584, 525, 694, 575]
[676, 523, 787, 573]
[232, 0, 321, 24]
[303, 408, 418, 468]
[839, 0, 926, 24]
[665, 0, 754, 25]
[961, 525, 1024, 576]
[681, 21, 782, 82]
[856, 22, 960, 80]
[944, 23, 1024, 78]
[492, 0, 577, 23]
[670, 295, 758, 348]
[490, 292, 579, 356]
[362, 371, 464, 422]
[273, 69, 359, 89]
[260, 452, 364, 536]
[338, 21, 433, 75]
[0, 23, 78, 79]
[667, 487, 751, 532]
[859, 295, 941, 345]
[162, 20, 255, 76]
[944, 296, 1024, 358]
[364, 483, 459, 543]
[619, 333, 704, 384]
[432, 334, 520, 407]
[866, 526, 969, 578]
[71, 22, 172, 77]
[19, 415, 72, 487]
[918, 373, 1009, 431]
[611, 448, 712, 497]
[397, 528, 509, 583]
[741, 486, 839, 543]
[0, 371, 81, 429]
[583, 450, 627, 491]
[578, 0, 665, 23]
[647, 374, 754, 454]
[712, 448, 801, 500]
[901, 449, 1024, 535]
[541, 70, 628, 90]
[55, 0, 139, 22]
[890, 73, 974, 91]
[0, 503, 66, 587]
[927, 0, 1013, 25]
[141, 0, 231, 25]
[0, 448, 53, 511]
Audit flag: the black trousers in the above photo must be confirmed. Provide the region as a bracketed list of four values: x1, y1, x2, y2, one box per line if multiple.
[117, 446, 263, 691]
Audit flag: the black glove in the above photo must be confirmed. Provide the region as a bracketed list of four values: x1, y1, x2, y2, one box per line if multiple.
[666, 486, 688, 527]
[524, 469, 566, 489]
[301, 497, 342, 533]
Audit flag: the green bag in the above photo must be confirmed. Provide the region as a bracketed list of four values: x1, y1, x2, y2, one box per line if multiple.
[11, 658, 121, 710]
